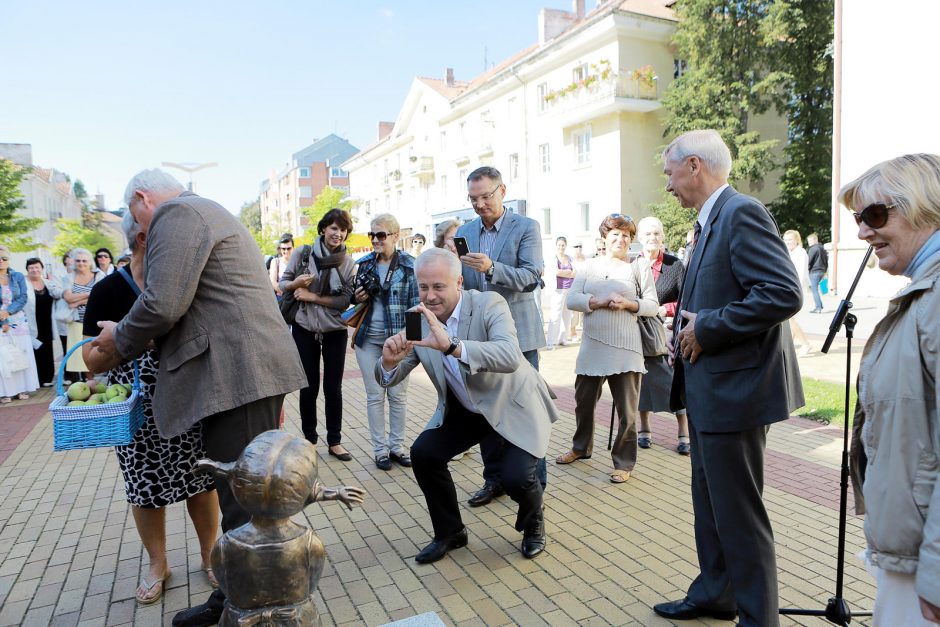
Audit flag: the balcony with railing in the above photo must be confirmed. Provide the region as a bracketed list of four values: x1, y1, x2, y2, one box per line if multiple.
[539, 69, 661, 127]
[408, 156, 435, 182]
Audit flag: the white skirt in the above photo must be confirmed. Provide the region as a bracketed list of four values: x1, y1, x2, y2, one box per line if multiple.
[0, 332, 40, 397]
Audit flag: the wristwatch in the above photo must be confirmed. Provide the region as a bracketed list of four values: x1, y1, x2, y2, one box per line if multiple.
[485, 264, 495, 280]
[443, 336, 461, 356]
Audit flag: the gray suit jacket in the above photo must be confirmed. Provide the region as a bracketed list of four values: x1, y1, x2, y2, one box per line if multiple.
[375, 290, 558, 458]
[114, 192, 307, 437]
[672, 187, 804, 431]
[456, 212, 545, 352]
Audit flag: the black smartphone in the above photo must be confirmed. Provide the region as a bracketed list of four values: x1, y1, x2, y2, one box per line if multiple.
[453, 236, 470, 257]
[405, 310, 423, 341]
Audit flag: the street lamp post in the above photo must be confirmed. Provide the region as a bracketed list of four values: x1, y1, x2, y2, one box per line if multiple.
[161, 161, 219, 192]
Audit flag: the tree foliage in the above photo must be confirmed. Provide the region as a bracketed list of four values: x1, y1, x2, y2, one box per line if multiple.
[300, 186, 359, 238]
[651, 0, 834, 245]
[0, 159, 44, 251]
[72, 179, 90, 210]
[763, 0, 834, 241]
[239, 199, 261, 232]
[51, 214, 120, 258]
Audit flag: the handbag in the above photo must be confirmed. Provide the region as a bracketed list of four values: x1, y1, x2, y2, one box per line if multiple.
[632, 262, 668, 357]
[0, 333, 30, 378]
[278, 245, 311, 325]
[54, 296, 78, 326]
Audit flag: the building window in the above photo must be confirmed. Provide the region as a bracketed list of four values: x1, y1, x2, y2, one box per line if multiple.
[542, 208, 552, 235]
[580, 202, 590, 231]
[441, 175, 447, 199]
[299, 167, 310, 178]
[508, 154, 519, 182]
[574, 128, 592, 165]
[458, 168, 467, 186]
[440, 130, 447, 151]
[674, 59, 689, 80]
[539, 144, 550, 173]
[330, 167, 345, 177]
[537, 82, 548, 112]
[572, 63, 588, 83]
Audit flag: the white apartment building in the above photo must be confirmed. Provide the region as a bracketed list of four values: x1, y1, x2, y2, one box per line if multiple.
[346, 0, 778, 255]
[0, 143, 84, 270]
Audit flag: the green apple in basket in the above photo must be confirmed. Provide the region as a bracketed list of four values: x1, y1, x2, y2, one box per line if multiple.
[66, 381, 91, 402]
[84, 396, 102, 406]
[106, 395, 126, 404]
[105, 384, 127, 400]
[66, 400, 86, 407]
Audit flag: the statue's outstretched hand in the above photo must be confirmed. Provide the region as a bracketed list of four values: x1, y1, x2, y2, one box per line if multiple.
[316, 484, 366, 510]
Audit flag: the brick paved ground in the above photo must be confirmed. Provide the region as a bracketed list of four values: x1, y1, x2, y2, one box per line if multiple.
[0, 337, 877, 626]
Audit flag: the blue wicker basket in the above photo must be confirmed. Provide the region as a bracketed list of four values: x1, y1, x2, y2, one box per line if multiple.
[50, 338, 146, 451]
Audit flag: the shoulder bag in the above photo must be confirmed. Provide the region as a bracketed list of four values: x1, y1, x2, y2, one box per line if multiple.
[278, 245, 311, 325]
[632, 261, 667, 357]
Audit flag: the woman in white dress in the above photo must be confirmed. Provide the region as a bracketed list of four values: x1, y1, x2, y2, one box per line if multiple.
[0, 245, 40, 403]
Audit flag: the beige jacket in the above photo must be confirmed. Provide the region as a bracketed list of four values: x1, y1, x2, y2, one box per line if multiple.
[375, 290, 558, 458]
[114, 192, 307, 437]
[851, 252, 940, 607]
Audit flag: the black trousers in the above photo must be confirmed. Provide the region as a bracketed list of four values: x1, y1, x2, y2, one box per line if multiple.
[291, 325, 346, 446]
[201, 395, 284, 532]
[480, 348, 547, 487]
[686, 419, 779, 627]
[411, 388, 542, 539]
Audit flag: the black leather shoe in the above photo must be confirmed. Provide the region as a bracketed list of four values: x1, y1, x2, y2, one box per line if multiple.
[389, 451, 412, 467]
[415, 528, 468, 564]
[521, 510, 546, 558]
[653, 598, 737, 621]
[328, 446, 353, 462]
[467, 482, 505, 507]
[173, 590, 225, 626]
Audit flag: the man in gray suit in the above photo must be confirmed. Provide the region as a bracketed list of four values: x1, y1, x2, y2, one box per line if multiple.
[653, 131, 803, 627]
[377, 249, 557, 562]
[92, 169, 307, 627]
[456, 166, 546, 507]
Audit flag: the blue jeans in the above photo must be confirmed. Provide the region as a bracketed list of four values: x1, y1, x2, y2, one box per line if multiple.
[809, 271, 825, 311]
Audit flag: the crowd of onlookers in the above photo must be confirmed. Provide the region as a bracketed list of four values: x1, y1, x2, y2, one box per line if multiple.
[0, 244, 125, 403]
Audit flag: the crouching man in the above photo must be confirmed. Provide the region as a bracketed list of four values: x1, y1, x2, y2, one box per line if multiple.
[376, 248, 558, 562]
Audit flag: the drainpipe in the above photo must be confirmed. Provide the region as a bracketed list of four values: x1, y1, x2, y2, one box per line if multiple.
[831, 0, 843, 293]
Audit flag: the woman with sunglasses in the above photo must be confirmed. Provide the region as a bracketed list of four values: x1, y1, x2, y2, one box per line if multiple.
[842, 154, 940, 626]
[61, 248, 102, 381]
[556, 214, 659, 483]
[353, 214, 420, 471]
[94, 247, 115, 276]
[279, 213, 355, 461]
[0, 246, 40, 403]
[270, 233, 294, 298]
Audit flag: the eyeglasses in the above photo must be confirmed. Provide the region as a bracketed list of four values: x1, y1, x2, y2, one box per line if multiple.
[0, 257, 8, 262]
[368, 231, 398, 241]
[467, 185, 502, 204]
[852, 202, 894, 229]
[97, 254, 111, 259]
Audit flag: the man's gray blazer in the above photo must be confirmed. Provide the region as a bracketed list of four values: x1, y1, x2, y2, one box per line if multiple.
[114, 192, 307, 438]
[456, 211, 546, 353]
[375, 290, 558, 458]
[672, 187, 804, 430]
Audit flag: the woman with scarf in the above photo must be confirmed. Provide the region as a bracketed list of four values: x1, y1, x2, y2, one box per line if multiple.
[353, 213, 420, 471]
[279, 209, 356, 461]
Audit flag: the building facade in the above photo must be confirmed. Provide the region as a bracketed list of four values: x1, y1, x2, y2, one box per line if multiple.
[259, 134, 359, 237]
[0, 143, 85, 270]
[344, 0, 786, 255]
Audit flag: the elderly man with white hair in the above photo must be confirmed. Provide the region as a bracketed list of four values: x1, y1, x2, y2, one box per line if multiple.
[91, 168, 307, 627]
[654, 130, 804, 627]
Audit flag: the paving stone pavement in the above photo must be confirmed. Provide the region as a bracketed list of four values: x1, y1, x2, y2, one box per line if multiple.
[0, 339, 877, 626]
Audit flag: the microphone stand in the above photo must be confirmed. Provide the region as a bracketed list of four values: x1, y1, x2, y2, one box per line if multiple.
[779, 245, 873, 626]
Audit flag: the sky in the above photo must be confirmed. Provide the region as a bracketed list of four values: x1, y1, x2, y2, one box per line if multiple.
[1, 0, 588, 214]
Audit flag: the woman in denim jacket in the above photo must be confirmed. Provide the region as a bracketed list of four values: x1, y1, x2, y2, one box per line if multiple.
[352, 214, 420, 471]
[0, 246, 39, 402]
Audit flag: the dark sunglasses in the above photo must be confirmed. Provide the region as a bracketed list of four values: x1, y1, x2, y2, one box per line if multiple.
[0, 257, 8, 262]
[97, 253, 111, 259]
[369, 231, 397, 241]
[608, 213, 633, 221]
[852, 202, 894, 229]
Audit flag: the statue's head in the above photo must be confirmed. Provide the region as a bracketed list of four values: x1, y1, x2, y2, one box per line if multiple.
[198, 430, 320, 519]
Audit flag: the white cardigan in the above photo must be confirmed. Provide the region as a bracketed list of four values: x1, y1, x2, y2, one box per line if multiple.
[26, 277, 64, 340]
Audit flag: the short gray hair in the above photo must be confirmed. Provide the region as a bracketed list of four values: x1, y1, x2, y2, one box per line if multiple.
[434, 218, 462, 248]
[371, 213, 400, 232]
[123, 168, 185, 207]
[70, 247, 92, 262]
[122, 210, 143, 252]
[663, 130, 732, 180]
[415, 248, 462, 281]
[637, 216, 664, 235]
